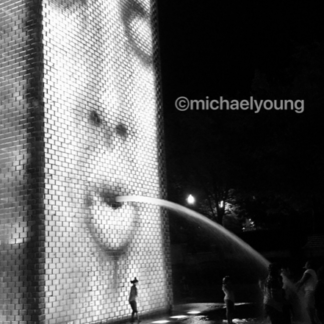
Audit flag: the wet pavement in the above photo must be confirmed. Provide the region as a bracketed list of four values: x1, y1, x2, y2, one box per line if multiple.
[138, 303, 270, 324]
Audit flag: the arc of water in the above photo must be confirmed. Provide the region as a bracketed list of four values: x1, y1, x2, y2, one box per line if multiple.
[116, 195, 269, 270]
[117, 195, 310, 323]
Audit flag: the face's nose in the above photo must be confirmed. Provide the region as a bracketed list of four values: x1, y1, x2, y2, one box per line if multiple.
[87, 105, 137, 188]
[88, 1, 138, 166]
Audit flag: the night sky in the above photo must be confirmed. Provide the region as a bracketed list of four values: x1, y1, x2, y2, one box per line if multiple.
[157, 0, 324, 102]
[156, 0, 324, 232]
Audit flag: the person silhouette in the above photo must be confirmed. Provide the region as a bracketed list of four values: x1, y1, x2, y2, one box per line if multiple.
[296, 260, 318, 324]
[263, 263, 287, 324]
[222, 276, 235, 324]
[314, 266, 324, 324]
[129, 277, 140, 323]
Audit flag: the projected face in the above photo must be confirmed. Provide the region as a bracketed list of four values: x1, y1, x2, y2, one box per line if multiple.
[42, 0, 168, 321]
[43, 0, 156, 248]
[1, 0, 169, 322]
[77, 0, 154, 255]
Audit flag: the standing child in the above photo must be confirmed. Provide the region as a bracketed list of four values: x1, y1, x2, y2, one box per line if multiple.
[314, 266, 324, 324]
[296, 260, 318, 324]
[129, 277, 140, 323]
[222, 276, 235, 324]
[263, 263, 287, 324]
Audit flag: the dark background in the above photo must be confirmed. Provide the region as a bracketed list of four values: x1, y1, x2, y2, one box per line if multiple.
[157, 0, 324, 231]
[156, 0, 324, 300]
[157, 0, 324, 102]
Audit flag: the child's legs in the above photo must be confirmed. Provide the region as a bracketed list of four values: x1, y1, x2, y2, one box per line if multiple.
[130, 301, 138, 321]
[225, 300, 234, 323]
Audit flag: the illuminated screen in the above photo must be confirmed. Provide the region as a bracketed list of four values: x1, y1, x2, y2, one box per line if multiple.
[0, 0, 172, 322]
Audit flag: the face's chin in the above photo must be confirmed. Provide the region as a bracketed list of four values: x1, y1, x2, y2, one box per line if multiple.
[86, 187, 139, 256]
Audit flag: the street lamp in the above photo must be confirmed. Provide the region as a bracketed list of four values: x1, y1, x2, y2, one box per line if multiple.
[186, 194, 195, 204]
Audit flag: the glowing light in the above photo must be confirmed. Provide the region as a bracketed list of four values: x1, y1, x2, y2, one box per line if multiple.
[170, 315, 188, 319]
[187, 310, 200, 315]
[186, 194, 195, 204]
[233, 302, 250, 306]
[152, 321, 170, 323]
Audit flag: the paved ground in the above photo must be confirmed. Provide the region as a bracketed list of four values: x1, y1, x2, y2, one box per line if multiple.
[139, 303, 270, 324]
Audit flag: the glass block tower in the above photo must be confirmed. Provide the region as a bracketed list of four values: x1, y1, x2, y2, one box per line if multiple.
[0, 0, 172, 323]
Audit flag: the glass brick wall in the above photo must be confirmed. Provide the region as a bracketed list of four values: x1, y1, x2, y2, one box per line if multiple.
[0, 0, 172, 323]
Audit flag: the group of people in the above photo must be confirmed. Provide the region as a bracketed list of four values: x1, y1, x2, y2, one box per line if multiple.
[129, 275, 236, 324]
[221, 260, 324, 324]
[130, 261, 324, 324]
[263, 261, 324, 324]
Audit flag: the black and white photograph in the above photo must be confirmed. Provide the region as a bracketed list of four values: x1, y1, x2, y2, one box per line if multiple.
[1, 0, 324, 323]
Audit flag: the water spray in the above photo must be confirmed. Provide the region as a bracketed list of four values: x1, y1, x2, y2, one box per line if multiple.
[116, 195, 269, 269]
[116, 195, 310, 323]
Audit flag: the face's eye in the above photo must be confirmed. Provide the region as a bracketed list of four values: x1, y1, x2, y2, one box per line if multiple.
[116, 123, 128, 139]
[122, 0, 153, 65]
[89, 110, 102, 126]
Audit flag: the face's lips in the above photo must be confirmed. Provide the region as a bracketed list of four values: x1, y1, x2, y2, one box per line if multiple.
[85, 183, 139, 255]
[86, 184, 128, 209]
[99, 190, 123, 209]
